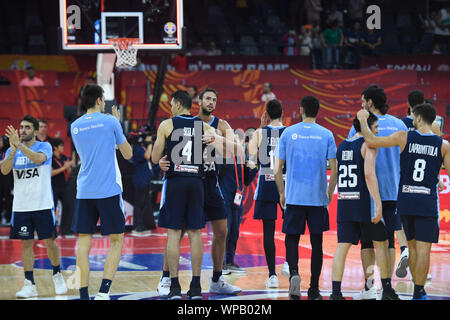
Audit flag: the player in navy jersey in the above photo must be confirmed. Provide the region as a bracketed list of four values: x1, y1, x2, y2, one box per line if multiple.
[397, 90, 442, 280]
[70, 84, 133, 300]
[357, 103, 450, 300]
[247, 99, 286, 288]
[2, 115, 67, 298]
[156, 88, 243, 298]
[348, 85, 407, 299]
[330, 114, 400, 300]
[152, 90, 237, 300]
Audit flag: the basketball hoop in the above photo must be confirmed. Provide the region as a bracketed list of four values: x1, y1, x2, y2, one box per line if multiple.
[108, 38, 141, 68]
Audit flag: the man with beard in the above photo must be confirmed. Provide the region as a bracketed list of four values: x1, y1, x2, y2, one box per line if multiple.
[157, 87, 244, 297]
[1, 115, 67, 298]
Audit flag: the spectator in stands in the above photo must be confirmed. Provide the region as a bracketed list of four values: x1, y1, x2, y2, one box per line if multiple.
[207, 41, 222, 56]
[19, 66, 44, 87]
[283, 30, 299, 56]
[343, 21, 363, 69]
[432, 43, 442, 55]
[326, 2, 344, 28]
[361, 27, 382, 55]
[321, 19, 343, 69]
[0, 74, 11, 85]
[348, 0, 365, 23]
[433, 3, 450, 54]
[170, 53, 187, 71]
[189, 42, 208, 56]
[36, 119, 54, 143]
[51, 138, 74, 235]
[0, 135, 13, 226]
[311, 25, 324, 69]
[298, 26, 313, 56]
[305, 0, 323, 25]
[261, 82, 277, 103]
[188, 85, 199, 104]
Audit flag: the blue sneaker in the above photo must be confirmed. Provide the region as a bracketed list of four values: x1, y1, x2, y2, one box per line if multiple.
[412, 294, 428, 300]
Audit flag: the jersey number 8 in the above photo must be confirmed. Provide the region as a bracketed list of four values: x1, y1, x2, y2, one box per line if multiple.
[412, 159, 426, 182]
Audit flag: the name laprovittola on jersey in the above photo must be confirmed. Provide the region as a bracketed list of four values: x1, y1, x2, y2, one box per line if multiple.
[5, 141, 54, 212]
[254, 125, 286, 201]
[165, 115, 205, 178]
[397, 130, 443, 217]
[336, 137, 373, 222]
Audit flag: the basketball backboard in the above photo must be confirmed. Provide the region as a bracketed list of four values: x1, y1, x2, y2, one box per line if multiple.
[59, 0, 184, 52]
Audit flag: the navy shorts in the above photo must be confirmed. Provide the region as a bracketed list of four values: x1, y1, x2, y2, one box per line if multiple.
[253, 200, 283, 220]
[282, 205, 329, 235]
[382, 201, 402, 231]
[401, 215, 439, 243]
[158, 176, 205, 230]
[337, 221, 389, 244]
[71, 194, 125, 235]
[10, 209, 58, 240]
[204, 176, 227, 221]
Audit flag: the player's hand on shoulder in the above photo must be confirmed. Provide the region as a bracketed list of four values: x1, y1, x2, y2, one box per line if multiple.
[246, 160, 256, 170]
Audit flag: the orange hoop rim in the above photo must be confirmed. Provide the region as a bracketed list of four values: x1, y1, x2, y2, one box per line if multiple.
[108, 38, 141, 49]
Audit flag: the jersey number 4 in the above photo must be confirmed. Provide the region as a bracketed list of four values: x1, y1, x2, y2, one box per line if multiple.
[338, 164, 357, 188]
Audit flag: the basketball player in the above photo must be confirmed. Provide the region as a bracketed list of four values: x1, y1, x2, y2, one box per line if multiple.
[331, 114, 400, 300]
[2, 115, 67, 298]
[397, 90, 442, 280]
[152, 90, 237, 300]
[348, 85, 407, 299]
[247, 99, 286, 288]
[274, 95, 338, 300]
[157, 88, 243, 298]
[70, 84, 133, 300]
[357, 103, 450, 300]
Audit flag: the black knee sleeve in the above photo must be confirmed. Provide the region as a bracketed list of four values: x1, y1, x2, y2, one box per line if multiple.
[388, 231, 395, 249]
[361, 239, 374, 249]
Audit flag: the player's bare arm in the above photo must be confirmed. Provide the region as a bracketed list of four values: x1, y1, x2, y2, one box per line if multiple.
[327, 158, 337, 206]
[357, 109, 407, 151]
[217, 119, 245, 158]
[6, 125, 47, 165]
[274, 157, 286, 209]
[247, 128, 261, 168]
[111, 105, 133, 160]
[0, 145, 17, 175]
[151, 119, 172, 165]
[432, 121, 441, 137]
[362, 143, 382, 223]
[441, 139, 450, 178]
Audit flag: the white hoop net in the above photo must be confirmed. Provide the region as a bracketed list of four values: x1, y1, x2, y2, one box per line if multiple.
[108, 38, 140, 68]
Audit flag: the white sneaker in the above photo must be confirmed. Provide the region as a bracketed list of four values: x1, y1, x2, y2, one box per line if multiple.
[52, 272, 68, 295]
[427, 273, 432, 281]
[266, 275, 279, 288]
[395, 248, 409, 278]
[94, 292, 110, 300]
[209, 276, 241, 294]
[16, 279, 38, 299]
[289, 275, 301, 300]
[355, 286, 378, 300]
[157, 276, 171, 297]
[281, 261, 290, 277]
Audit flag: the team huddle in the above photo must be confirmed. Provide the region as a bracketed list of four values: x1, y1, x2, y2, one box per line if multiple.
[1, 83, 448, 300]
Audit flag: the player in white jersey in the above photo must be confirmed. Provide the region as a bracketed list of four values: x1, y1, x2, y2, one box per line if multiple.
[1, 115, 67, 298]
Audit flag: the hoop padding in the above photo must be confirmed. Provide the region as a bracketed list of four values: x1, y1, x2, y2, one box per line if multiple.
[108, 38, 140, 68]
